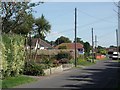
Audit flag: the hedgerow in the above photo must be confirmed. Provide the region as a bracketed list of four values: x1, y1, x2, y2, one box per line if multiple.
[1, 34, 25, 78]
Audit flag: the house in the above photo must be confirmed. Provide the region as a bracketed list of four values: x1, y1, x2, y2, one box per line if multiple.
[26, 38, 53, 50]
[55, 43, 84, 54]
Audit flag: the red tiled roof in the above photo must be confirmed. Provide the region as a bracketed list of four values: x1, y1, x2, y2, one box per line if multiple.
[55, 43, 83, 49]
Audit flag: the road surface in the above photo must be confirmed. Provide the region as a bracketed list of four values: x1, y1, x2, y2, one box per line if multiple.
[17, 60, 120, 89]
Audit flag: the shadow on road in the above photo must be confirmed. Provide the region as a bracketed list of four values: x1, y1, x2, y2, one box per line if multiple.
[62, 60, 120, 90]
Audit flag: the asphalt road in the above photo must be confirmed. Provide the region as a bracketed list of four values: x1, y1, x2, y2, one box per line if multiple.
[17, 60, 120, 89]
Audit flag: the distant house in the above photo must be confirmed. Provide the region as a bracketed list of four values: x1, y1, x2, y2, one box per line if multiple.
[26, 38, 53, 50]
[55, 43, 84, 54]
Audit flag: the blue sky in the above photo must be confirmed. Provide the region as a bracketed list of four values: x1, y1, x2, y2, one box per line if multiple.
[32, 2, 118, 47]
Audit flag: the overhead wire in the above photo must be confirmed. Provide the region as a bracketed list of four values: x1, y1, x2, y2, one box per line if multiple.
[46, 9, 117, 42]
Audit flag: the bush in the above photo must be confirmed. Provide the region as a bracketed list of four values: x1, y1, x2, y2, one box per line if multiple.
[0, 39, 8, 78]
[59, 58, 69, 64]
[1, 34, 25, 78]
[56, 52, 72, 60]
[23, 61, 45, 76]
[56, 52, 73, 64]
[53, 60, 60, 67]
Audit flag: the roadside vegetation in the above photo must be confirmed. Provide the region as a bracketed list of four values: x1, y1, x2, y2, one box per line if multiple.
[0, 2, 108, 89]
[0, 75, 37, 89]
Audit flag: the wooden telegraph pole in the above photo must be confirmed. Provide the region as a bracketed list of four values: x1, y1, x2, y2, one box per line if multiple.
[95, 35, 97, 59]
[75, 8, 77, 67]
[92, 28, 94, 63]
[116, 29, 119, 60]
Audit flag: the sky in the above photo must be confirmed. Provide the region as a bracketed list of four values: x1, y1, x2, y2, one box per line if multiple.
[32, 2, 118, 47]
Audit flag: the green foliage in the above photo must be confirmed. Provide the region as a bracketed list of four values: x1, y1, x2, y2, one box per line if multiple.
[55, 36, 71, 45]
[97, 46, 107, 55]
[1, 75, 37, 88]
[0, 37, 8, 79]
[1, 2, 41, 34]
[35, 14, 51, 39]
[13, 13, 34, 35]
[23, 61, 45, 76]
[40, 55, 53, 68]
[56, 52, 72, 60]
[74, 37, 84, 44]
[84, 42, 91, 57]
[1, 34, 25, 78]
[77, 57, 95, 66]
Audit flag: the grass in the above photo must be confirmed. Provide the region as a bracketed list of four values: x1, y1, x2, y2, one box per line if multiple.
[77, 59, 96, 66]
[69, 58, 96, 67]
[0, 75, 37, 89]
[118, 60, 120, 63]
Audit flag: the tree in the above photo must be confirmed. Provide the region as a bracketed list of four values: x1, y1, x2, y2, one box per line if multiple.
[97, 46, 107, 55]
[83, 42, 91, 57]
[13, 13, 34, 35]
[73, 37, 84, 44]
[34, 14, 51, 40]
[34, 14, 51, 61]
[55, 36, 71, 45]
[49, 41, 55, 46]
[1, 2, 41, 34]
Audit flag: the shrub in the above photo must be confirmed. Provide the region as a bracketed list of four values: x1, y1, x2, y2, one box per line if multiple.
[53, 60, 60, 67]
[56, 52, 72, 60]
[23, 61, 45, 76]
[1, 34, 25, 78]
[38, 55, 54, 68]
[0, 38, 8, 78]
[56, 52, 73, 64]
[59, 58, 69, 64]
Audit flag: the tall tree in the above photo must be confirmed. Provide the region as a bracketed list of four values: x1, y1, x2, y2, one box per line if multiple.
[55, 36, 71, 45]
[1, 2, 41, 34]
[34, 14, 51, 61]
[73, 37, 84, 44]
[13, 13, 34, 34]
[34, 14, 51, 40]
[84, 42, 91, 57]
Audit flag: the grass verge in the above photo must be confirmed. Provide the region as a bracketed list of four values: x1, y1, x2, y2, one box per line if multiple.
[77, 59, 96, 66]
[0, 75, 37, 89]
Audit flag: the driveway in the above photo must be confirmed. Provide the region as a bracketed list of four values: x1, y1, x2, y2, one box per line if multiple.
[17, 60, 120, 89]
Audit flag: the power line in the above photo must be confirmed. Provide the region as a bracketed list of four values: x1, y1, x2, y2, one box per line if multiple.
[98, 30, 116, 39]
[78, 9, 117, 24]
[47, 15, 116, 38]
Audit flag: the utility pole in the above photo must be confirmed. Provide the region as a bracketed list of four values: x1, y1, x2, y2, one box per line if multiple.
[118, 1, 120, 48]
[95, 35, 97, 59]
[116, 29, 119, 59]
[92, 28, 94, 63]
[75, 8, 77, 67]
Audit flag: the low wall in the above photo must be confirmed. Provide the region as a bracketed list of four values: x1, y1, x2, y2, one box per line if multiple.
[43, 64, 74, 76]
[62, 64, 74, 71]
[43, 65, 63, 76]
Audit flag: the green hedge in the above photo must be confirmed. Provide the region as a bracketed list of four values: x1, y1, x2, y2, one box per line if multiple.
[1, 34, 25, 78]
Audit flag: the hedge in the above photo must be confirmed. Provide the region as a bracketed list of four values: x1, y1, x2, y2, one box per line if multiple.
[1, 34, 25, 78]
